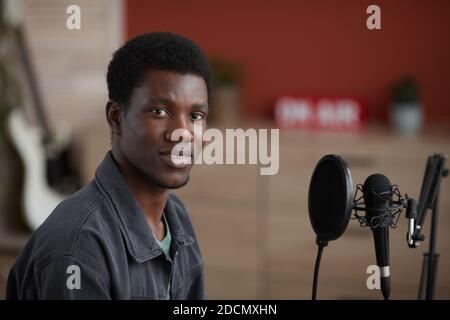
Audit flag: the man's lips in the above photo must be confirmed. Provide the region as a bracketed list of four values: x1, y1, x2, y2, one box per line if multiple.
[159, 147, 193, 169]
[159, 149, 192, 157]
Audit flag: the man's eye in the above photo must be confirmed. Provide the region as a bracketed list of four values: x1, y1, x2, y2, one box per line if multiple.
[190, 112, 206, 121]
[150, 108, 169, 117]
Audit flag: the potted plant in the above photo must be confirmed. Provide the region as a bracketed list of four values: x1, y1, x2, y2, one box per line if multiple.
[389, 76, 423, 135]
[208, 57, 243, 128]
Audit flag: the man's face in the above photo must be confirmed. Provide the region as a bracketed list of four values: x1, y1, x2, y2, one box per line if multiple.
[117, 69, 208, 189]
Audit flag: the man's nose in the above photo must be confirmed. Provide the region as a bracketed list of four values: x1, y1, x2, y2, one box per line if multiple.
[164, 115, 194, 142]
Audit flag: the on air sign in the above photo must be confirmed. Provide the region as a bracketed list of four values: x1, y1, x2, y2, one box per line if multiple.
[274, 96, 367, 131]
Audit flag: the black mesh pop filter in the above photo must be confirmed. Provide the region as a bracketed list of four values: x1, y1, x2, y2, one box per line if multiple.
[308, 154, 354, 242]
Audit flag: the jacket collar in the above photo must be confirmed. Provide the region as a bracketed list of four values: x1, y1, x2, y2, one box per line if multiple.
[94, 151, 195, 263]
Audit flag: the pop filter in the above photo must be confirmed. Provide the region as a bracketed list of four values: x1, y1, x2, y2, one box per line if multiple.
[308, 154, 354, 243]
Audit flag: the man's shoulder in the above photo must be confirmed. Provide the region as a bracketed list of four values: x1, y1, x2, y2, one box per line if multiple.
[18, 180, 117, 271]
[39, 180, 105, 238]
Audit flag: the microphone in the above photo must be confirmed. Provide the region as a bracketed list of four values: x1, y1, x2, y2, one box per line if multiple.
[362, 174, 393, 300]
[309, 155, 413, 300]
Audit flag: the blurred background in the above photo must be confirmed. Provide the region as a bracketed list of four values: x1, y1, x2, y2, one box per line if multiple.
[0, 0, 449, 299]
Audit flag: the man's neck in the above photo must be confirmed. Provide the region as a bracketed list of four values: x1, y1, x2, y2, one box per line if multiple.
[111, 148, 168, 235]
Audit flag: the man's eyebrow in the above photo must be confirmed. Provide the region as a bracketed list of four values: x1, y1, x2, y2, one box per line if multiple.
[145, 97, 174, 106]
[143, 97, 208, 110]
[191, 103, 209, 110]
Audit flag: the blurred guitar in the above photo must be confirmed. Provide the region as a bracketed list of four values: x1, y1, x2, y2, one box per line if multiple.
[3, 0, 80, 230]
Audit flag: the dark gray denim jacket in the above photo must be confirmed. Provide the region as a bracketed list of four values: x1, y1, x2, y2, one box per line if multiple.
[6, 152, 206, 300]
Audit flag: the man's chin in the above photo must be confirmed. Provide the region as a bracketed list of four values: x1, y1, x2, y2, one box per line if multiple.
[164, 176, 190, 189]
[143, 171, 190, 190]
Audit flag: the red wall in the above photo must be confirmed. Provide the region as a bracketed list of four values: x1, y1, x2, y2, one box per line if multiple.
[126, 0, 450, 122]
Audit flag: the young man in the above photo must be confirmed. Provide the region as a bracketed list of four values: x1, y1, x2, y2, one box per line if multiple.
[6, 32, 211, 299]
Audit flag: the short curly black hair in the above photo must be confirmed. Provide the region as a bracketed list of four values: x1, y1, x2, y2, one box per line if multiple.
[107, 32, 212, 107]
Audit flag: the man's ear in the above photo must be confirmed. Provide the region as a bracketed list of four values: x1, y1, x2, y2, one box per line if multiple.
[106, 100, 122, 135]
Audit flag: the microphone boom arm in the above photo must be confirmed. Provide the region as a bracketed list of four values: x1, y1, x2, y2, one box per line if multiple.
[412, 154, 448, 300]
